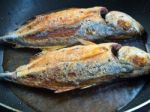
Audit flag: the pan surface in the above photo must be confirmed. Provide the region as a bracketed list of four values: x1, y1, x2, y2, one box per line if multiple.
[0, 0, 150, 112]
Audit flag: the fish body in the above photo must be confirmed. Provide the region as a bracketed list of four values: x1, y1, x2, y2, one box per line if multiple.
[0, 43, 149, 93]
[0, 7, 144, 48]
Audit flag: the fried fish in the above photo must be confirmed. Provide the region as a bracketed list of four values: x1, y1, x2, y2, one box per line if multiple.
[0, 43, 149, 93]
[0, 7, 144, 49]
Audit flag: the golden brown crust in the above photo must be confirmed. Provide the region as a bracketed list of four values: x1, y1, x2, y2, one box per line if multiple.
[27, 43, 115, 68]
[11, 43, 150, 93]
[16, 7, 105, 36]
[16, 43, 117, 77]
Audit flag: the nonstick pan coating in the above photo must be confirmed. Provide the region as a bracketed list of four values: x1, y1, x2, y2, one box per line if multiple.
[0, 0, 150, 112]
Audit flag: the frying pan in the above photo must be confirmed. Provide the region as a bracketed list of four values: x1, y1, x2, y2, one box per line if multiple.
[0, 0, 150, 112]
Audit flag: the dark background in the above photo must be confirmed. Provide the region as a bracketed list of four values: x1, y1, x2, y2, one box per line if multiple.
[0, 0, 150, 111]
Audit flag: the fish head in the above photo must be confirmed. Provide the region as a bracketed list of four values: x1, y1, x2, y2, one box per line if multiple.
[105, 11, 144, 38]
[107, 43, 150, 77]
[78, 10, 144, 41]
[118, 46, 150, 67]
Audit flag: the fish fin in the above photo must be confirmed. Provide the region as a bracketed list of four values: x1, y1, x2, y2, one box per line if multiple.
[29, 45, 62, 63]
[24, 45, 66, 62]
[14, 44, 24, 48]
[41, 45, 66, 51]
[80, 84, 96, 89]
[77, 39, 96, 45]
[29, 50, 47, 63]
[54, 87, 76, 93]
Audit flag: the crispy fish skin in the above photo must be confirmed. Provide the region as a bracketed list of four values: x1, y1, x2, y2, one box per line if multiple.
[105, 11, 144, 39]
[0, 43, 149, 93]
[0, 7, 144, 48]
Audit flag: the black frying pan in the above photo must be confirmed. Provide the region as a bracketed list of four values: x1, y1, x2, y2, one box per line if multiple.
[0, 0, 150, 112]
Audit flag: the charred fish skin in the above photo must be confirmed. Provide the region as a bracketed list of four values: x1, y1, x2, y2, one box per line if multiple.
[0, 7, 144, 48]
[1, 43, 150, 93]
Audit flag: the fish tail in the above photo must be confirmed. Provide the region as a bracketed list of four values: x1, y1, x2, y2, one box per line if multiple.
[0, 33, 18, 42]
[0, 72, 16, 81]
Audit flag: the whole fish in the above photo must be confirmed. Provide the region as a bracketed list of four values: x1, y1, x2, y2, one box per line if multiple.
[0, 7, 144, 49]
[0, 43, 149, 93]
